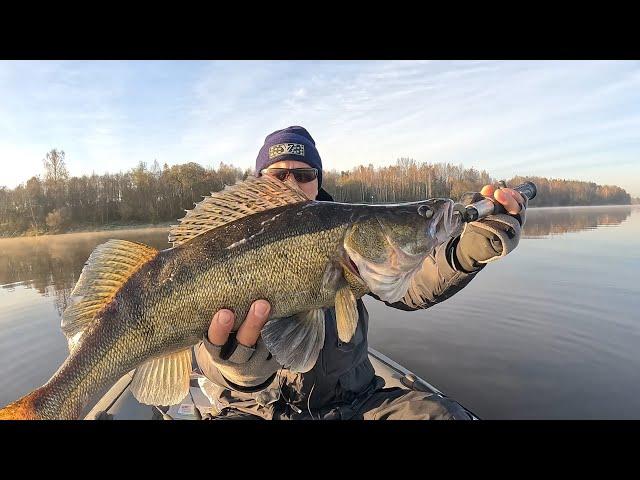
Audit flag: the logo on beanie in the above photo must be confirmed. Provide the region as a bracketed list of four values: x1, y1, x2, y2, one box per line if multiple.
[269, 143, 305, 159]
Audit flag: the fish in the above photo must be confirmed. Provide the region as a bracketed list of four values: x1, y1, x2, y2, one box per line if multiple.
[0, 174, 462, 419]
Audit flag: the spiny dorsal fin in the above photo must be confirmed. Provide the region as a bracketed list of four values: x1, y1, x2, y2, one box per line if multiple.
[61, 239, 158, 351]
[168, 174, 309, 247]
[130, 349, 192, 406]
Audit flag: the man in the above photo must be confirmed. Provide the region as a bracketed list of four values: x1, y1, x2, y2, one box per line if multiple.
[195, 126, 526, 420]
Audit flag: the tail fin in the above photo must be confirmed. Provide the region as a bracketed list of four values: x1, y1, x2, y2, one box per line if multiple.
[0, 390, 42, 420]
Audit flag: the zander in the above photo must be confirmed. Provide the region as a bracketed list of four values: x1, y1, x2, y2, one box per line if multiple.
[0, 175, 461, 419]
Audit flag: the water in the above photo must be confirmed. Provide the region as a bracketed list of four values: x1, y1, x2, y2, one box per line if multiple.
[1, 207, 638, 418]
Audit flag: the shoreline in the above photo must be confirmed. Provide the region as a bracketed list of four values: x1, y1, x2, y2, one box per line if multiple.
[0, 222, 173, 239]
[1, 204, 637, 239]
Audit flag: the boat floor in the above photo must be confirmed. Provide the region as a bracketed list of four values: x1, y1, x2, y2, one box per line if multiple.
[85, 348, 477, 420]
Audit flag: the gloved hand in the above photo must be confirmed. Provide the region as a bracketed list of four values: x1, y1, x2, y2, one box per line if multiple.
[196, 300, 280, 389]
[455, 185, 528, 273]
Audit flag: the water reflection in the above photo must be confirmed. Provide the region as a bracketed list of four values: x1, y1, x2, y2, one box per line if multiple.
[0, 228, 172, 314]
[523, 205, 632, 237]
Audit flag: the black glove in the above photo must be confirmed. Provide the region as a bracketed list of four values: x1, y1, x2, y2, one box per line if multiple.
[196, 333, 280, 390]
[454, 191, 527, 273]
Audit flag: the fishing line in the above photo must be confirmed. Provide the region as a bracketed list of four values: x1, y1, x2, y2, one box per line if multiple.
[307, 380, 317, 420]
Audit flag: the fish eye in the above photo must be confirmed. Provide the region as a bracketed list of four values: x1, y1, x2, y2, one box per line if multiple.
[417, 205, 433, 218]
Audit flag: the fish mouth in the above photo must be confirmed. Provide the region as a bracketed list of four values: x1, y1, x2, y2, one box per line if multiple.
[428, 199, 461, 242]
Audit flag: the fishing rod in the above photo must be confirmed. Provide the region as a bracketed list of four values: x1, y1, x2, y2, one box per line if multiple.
[455, 181, 537, 223]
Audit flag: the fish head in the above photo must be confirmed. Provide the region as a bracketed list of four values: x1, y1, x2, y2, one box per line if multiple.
[343, 198, 462, 303]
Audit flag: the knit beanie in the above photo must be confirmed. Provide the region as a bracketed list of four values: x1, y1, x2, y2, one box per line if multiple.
[255, 126, 323, 188]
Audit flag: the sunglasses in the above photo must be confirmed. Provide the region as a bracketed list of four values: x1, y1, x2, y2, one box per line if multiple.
[260, 167, 318, 184]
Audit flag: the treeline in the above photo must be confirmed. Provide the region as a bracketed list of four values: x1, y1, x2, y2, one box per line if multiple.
[322, 158, 493, 203]
[0, 150, 632, 236]
[322, 158, 631, 206]
[0, 150, 248, 236]
[507, 176, 632, 207]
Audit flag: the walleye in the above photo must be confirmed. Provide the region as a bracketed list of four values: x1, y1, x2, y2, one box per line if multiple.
[0, 175, 462, 419]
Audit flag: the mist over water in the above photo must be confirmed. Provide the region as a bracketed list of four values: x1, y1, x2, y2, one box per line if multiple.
[1, 206, 638, 418]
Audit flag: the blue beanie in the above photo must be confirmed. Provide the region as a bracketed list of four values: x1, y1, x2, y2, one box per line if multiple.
[255, 126, 323, 188]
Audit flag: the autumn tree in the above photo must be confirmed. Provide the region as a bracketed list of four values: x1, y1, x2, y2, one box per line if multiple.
[43, 149, 69, 210]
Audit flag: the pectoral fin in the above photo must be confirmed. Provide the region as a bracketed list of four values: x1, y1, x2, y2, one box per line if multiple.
[335, 285, 359, 343]
[261, 309, 325, 373]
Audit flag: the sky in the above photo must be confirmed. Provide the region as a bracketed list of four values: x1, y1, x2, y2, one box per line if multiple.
[0, 60, 639, 196]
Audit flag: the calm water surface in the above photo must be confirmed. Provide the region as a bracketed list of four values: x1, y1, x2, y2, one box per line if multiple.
[1, 206, 638, 418]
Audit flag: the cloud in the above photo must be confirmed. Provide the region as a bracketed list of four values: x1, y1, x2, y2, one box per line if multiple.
[0, 60, 638, 196]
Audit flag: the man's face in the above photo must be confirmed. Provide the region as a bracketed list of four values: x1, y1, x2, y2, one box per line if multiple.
[263, 160, 319, 200]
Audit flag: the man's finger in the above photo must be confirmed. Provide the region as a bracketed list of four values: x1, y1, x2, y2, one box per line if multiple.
[494, 188, 521, 215]
[208, 309, 235, 346]
[480, 185, 495, 197]
[236, 300, 271, 348]
[502, 187, 524, 204]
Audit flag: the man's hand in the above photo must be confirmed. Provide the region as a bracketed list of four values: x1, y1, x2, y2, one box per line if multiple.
[208, 300, 271, 348]
[454, 184, 527, 273]
[480, 184, 525, 216]
[197, 300, 281, 389]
